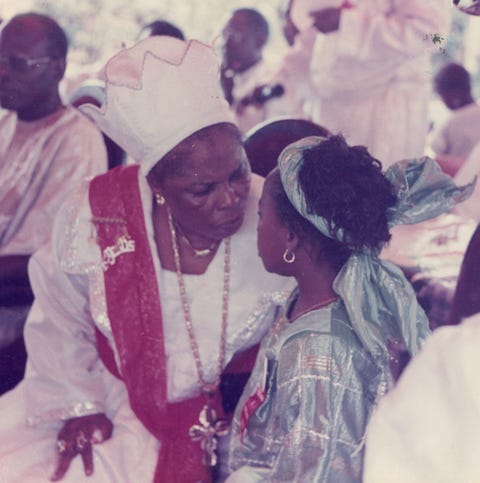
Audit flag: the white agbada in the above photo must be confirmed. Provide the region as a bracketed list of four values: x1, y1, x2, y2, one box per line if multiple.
[0, 106, 107, 255]
[0, 106, 108, 348]
[0, 173, 292, 482]
[309, 0, 451, 168]
[363, 313, 480, 483]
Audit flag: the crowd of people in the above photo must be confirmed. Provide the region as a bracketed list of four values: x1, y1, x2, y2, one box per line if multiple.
[0, 1, 480, 482]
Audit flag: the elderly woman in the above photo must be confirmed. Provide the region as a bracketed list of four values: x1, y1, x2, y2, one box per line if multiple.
[0, 37, 291, 482]
[226, 135, 473, 482]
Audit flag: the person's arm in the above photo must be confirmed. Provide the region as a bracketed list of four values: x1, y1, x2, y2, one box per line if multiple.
[313, 0, 451, 64]
[23, 186, 112, 480]
[310, 6, 342, 34]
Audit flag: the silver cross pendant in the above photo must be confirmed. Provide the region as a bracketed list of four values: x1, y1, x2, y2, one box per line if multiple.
[188, 402, 229, 466]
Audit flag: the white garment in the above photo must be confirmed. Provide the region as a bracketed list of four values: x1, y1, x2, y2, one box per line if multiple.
[253, 28, 318, 123]
[430, 103, 480, 160]
[0, 173, 292, 482]
[309, 0, 451, 168]
[0, 106, 108, 348]
[453, 142, 480, 222]
[0, 106, 108, 255]
[363, 313, 480, 483]
[237, 29, 319, 133]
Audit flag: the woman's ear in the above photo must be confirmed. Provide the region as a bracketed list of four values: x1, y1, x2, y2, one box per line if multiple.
[285, 230, 300, 251]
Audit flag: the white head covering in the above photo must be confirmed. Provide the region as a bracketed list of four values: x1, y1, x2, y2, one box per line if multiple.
[80, 36, 236, 175]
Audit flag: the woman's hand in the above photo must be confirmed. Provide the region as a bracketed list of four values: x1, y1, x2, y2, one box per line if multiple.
[50, 413, 113, 481]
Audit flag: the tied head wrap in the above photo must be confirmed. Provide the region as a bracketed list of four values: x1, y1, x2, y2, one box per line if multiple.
[279, 136, 475, 386]
[80, 37, 236, 175]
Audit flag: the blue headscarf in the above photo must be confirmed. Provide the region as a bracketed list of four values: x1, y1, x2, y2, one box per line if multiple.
[279, 136, 475, 383]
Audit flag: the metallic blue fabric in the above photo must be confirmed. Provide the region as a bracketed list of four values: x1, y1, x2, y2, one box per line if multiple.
[227, 147, 475, 481]
[228, 296, 383, 482]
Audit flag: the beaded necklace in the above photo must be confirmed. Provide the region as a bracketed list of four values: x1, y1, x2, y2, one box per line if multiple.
[166, 206, 230, 466]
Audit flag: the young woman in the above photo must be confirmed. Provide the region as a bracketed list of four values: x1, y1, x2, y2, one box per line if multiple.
[227, 135, 473, 482]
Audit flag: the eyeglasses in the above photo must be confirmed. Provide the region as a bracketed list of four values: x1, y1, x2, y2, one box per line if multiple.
[0, 54, 53, 74]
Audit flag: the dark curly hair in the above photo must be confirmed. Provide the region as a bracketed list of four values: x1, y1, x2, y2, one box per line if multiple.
[270, 135, 397, 269]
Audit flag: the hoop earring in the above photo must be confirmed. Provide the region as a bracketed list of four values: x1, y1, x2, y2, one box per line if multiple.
[283, 249, 295, 264]
[154, 193, 165, 206]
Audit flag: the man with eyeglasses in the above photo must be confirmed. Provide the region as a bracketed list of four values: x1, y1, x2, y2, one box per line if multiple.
[0, 13, 107, 394]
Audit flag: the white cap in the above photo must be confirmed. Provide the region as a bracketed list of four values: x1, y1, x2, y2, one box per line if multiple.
[80, 36, 236, 175]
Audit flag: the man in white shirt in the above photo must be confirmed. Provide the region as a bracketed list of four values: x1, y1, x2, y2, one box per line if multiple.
[220, 8, 273, 133]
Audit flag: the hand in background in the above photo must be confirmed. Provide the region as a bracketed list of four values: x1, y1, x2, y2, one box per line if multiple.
[310, 8, 341, 34]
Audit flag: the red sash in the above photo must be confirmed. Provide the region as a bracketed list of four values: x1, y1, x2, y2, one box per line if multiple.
[90, 165, 215, 482]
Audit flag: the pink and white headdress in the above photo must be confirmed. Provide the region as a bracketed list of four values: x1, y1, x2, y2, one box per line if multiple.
[81, 37, 236, 175]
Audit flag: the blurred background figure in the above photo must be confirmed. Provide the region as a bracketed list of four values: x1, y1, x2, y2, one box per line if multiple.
[306, 0, 452, 168]
[220, 8, 272, 132]
[429, 62, 480, 177]
[0, 12, 107, 394]
[137, 18, 185, 41]
[243, 117, 329, 177]
[363, 6, 480, 481]
[232, 0, 319, 128]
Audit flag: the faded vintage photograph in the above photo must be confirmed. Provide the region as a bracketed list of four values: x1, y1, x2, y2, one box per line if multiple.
[0, 1, 479, 481]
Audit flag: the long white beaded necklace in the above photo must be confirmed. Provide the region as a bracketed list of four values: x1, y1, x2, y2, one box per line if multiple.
[166, 206, 230, 467]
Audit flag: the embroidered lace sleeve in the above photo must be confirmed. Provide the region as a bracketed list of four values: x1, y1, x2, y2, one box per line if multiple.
[23, 184, 108, 426]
